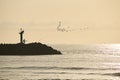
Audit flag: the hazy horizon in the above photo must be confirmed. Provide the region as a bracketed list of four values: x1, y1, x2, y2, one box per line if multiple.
[0, 0, 120, 44]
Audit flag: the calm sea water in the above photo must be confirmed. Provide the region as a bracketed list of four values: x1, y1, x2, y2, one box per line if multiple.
[0, 44, 120, 80]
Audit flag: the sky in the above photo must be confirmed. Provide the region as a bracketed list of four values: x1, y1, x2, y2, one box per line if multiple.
[0, 0, 120, 44]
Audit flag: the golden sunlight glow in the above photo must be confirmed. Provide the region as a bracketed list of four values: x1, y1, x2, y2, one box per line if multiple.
[0, 0, 120, 44]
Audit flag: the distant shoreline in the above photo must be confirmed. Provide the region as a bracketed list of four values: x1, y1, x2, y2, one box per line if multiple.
[0, 43, 62, 55]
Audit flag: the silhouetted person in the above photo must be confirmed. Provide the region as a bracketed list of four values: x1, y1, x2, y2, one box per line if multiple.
[19, 28, 24, 44]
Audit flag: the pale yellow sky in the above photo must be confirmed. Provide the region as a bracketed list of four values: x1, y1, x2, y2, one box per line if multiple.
[0, 0, 120, 44]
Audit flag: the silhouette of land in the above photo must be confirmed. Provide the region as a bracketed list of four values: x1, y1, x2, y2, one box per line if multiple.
[0, 29, 62, 55]
[0, 43, 62, 55]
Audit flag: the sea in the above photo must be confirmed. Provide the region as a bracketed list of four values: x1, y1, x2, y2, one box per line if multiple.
[0, 44, 120, 80]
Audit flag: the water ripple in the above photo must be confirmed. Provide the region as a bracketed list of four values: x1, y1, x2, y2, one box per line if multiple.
[1, 66, 120, 71]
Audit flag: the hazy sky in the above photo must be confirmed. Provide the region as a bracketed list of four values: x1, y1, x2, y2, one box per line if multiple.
[0, 0, 120, 44]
